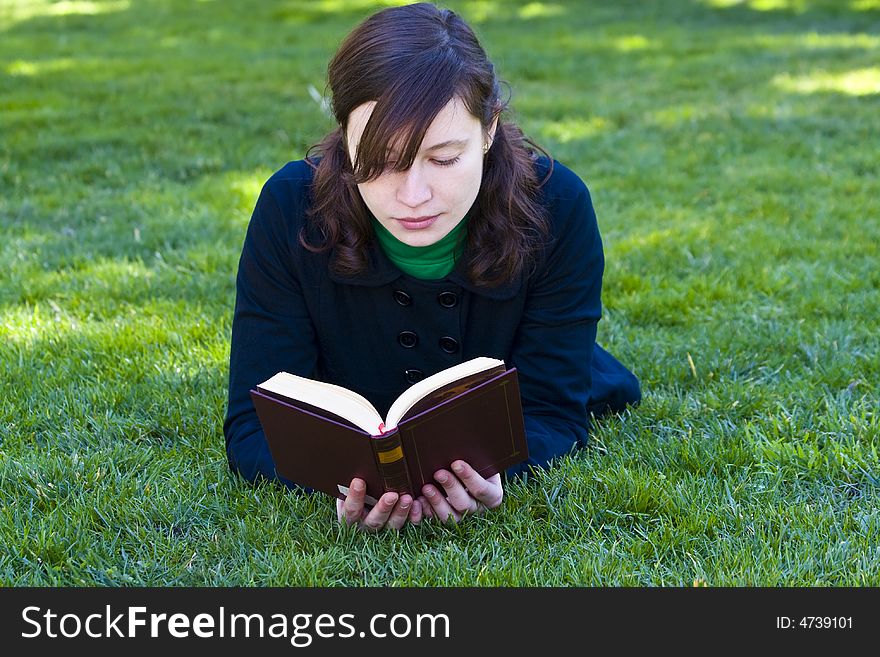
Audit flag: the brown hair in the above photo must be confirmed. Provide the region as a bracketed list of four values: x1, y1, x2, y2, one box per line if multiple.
[303, 2, 551, 287]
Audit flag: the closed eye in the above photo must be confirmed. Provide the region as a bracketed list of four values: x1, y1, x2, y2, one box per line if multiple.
[433, 156, 461, 167]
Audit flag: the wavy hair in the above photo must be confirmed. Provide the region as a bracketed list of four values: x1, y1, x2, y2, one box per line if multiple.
[303, 2, 552, 287]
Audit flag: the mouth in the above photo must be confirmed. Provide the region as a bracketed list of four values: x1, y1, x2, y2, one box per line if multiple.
[394, 215, 440, 230]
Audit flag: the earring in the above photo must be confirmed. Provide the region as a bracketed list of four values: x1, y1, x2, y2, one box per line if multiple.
[483, 143, 490, 154]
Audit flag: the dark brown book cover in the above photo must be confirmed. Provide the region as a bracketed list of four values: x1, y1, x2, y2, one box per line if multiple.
[250, 368, 528, 503]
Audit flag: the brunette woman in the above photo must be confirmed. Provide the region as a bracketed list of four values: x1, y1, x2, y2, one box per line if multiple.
[224, 3, 640, 531]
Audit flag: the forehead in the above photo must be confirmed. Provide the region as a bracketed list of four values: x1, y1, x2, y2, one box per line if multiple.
[346, 96, 479, 152]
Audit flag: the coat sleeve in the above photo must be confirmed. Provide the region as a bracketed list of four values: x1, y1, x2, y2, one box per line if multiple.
[223, 180, 318, 488]
[505, 170, 604, 478]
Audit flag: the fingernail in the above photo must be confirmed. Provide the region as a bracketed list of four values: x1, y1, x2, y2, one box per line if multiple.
[426, 488, 436, 497]
[352, 480, 364, 492]
[452, 462, 463, 474]
[436, 473, 447, 483]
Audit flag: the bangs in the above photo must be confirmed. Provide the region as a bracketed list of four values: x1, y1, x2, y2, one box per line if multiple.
[351, 49, 462, 183]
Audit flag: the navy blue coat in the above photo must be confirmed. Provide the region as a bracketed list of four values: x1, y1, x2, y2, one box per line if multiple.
[224, 157, 640, 487]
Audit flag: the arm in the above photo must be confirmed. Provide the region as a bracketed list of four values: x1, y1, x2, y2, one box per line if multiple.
[225, 182, 427, 527]
[223, 180, 318, 487]
[504, 168, 604, 478]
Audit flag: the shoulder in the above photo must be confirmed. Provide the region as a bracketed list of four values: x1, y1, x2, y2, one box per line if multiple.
[534, 156, 593, 210]
[260, 159, 316, 212]
[246, 159, 318, 244]
[266, 158, 315, 186]
[532, 157, 598, 246]
[524, 156, 602, 280]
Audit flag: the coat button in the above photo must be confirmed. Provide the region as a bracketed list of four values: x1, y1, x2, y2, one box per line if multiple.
[398, 330, 418, 348]
[405, 369, 424, 383]
[439, 336, 459, 354]
[393, 290, 412, 306]
[437, 291, 458, 308]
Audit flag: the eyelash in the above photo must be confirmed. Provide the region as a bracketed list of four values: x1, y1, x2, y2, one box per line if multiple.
[382, 156, 460, 171]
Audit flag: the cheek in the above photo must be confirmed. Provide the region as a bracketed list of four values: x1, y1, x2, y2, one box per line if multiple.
[441, 161, 483, 204]
[357, 180, 392, 212]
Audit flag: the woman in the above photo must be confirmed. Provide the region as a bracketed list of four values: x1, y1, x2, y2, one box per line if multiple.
[224, 3, 640, 531]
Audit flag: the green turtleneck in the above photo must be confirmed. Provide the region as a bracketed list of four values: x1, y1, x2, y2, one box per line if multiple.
[372, 217, 467, 280]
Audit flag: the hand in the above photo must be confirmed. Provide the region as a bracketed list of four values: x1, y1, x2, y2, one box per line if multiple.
[418, 460, 504, 523]
[336, 477, 424, 531]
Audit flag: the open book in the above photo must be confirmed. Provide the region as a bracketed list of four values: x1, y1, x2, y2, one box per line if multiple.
[250, 357, 528, 504]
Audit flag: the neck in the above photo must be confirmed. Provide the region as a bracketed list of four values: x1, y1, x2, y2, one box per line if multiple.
[372, 217, 468, 280]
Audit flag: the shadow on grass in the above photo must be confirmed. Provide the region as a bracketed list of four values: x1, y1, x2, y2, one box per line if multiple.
[3, 0, 876, 181]
[0, 316, 229, 452]
[2, 0, 878, 406]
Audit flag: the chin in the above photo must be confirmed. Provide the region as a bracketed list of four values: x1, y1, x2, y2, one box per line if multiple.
[399, 233, 441, 248]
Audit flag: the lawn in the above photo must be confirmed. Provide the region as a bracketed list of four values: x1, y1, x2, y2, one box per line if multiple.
[1, 0, 878, 586]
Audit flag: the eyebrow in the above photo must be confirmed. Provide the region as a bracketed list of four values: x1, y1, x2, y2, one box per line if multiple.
[424, 139, 469, 151]
[382, 138, 470, 160]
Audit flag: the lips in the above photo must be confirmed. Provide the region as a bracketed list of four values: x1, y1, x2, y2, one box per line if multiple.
[395, 215, 440, 230]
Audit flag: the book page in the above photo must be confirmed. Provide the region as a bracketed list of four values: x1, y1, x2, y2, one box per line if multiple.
[257, 372, 383, 435]
[384, 357, 505, 430]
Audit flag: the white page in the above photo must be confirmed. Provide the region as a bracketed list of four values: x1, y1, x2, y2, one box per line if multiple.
[257, 372, 383, 434]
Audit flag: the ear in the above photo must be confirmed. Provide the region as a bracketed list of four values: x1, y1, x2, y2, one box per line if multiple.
[486, 113, 499, 148]
[343, 128, 357, 168]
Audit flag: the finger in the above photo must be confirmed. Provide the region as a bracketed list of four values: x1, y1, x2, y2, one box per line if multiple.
[343, 478, 367, 525]
[434, 469, 478, 514]
[385, 494, 412, 531]
[408, 498, 423, 525]
[417, 496, 434, 520]
[422, 484, 462, 523]
[451, 461, 504, 509]
[360, 492, 399, 532]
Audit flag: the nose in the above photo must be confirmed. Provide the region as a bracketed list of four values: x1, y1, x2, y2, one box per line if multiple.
[396, 165, 432, 209]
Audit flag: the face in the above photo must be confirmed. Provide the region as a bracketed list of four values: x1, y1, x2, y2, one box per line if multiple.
[345, 96, 495, 247]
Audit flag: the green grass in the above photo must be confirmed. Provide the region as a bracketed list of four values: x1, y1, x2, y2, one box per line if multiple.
[1, 0, 878, 586]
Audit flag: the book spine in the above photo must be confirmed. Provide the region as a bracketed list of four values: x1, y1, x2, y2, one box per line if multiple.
[369, 431, 413, 496]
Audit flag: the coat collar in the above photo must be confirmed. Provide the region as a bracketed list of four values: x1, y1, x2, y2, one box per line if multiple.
[327, 238, 523, 301]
